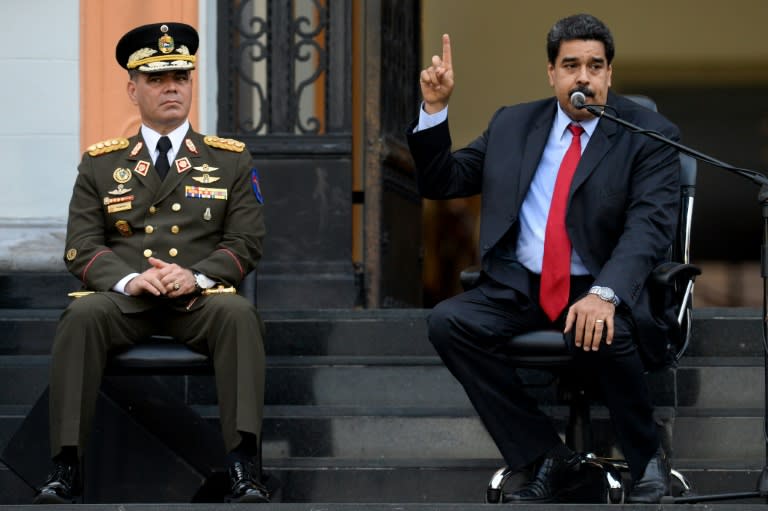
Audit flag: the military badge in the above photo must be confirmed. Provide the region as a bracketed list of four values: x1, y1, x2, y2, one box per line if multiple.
[115, 220, 133, 237]
[108, 183, 132, 195]
[158, 25, 175, 54]
[103, 195, 135, 206]
[134, 160, 150, 176]
[192, 174, 220, 184]
[185, 186, 228, 200]
[251, 168, 264, 204]
[203, 207, 212, 221]
[185, 138, 198, 155]
[129, 141, 144, 158]
[193, 164, 218, 172]
[108, 202, 132, 214]
[175, 157, 192, 173]
[113, 167, 132, 184]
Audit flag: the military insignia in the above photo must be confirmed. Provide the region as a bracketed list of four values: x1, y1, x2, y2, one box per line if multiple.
[175, 157, 192, 173]
[158, 25, 174, 54]
[203, 207, 212, 221]
[203, 135, 245, 153]
[66, 248, 77, 261]
[192, 174, 220, 184]
[251, 168, 264, 204]
[193, 164, 218, 172]
[108, 202, 132, 214]
[185, 138, 198, 155]
[115, 220, 133, 237]
[87, 137, 130, 156]
[103, 195, 134, 206]
[185, 186, 228, 200]
[108, 183, 132, 195]
[129, 141, 144, 157]
[134, 160, 150, 176]
[113, 167, 132, 184]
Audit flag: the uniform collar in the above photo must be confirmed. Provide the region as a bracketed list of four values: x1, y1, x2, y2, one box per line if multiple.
[140, 120, 190, 157]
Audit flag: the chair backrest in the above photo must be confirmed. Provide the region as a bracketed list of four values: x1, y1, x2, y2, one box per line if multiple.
[626, 94, 698, 360]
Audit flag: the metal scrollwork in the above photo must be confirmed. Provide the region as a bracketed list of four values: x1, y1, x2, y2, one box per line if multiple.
[220, 0, 350, 140]
[236, 0, 269, 133]
[292, 0, 328, 134]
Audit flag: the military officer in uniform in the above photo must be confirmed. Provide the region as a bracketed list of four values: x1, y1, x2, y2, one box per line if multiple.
[34, 22, 269, 504]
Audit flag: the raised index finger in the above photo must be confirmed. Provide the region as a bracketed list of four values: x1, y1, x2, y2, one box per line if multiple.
[441, 33, 452, 68]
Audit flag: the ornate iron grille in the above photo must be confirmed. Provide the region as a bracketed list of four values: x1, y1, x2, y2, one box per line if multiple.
[217, 0, 352, 154]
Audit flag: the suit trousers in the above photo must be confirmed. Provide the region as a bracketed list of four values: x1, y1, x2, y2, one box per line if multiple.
[48, 292, 266, 458]
[427, 273, 659, 481]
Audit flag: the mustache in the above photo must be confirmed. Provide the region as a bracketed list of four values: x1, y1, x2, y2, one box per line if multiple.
[569, 87, 595, 99]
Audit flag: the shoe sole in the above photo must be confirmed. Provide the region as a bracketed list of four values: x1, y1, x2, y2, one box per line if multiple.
[33, 493, 75, 505]
[225, 494, 270, 503]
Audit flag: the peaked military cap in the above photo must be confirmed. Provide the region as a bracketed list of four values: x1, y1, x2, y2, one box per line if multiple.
[116, 22, 198, 73]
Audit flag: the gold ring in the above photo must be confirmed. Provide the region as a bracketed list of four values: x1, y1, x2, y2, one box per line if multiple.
[595, 319, 605, 324]
[173, 282, 180, 290]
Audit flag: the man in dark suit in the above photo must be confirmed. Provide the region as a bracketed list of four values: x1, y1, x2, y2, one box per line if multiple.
[34, 22, 269, 504]
[408, 14, 680, 504]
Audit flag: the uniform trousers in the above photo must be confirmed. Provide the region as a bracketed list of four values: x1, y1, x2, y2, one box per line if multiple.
[48, 292, 266, 459]
[427, 272, 659, 481]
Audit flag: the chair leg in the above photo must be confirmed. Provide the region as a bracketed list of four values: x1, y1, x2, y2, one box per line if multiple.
[486, 466, 517, 503]
[670, 468, 695, 496]
[566, 387, 593, 452]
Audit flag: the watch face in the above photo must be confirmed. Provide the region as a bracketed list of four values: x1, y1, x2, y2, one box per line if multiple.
[600, 288, 614, 300]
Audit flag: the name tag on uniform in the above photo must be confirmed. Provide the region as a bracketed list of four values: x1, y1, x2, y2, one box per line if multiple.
[108, 202, 132, 213]
[185, 186, 228, 200]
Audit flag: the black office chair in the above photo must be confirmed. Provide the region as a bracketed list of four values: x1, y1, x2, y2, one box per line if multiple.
[461, 96, 701, 504]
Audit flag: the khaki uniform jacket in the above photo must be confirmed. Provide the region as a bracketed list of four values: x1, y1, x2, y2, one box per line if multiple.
[63, 128, 265, 313]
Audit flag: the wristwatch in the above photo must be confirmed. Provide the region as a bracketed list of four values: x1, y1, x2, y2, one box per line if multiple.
[588, 286, 620, 306]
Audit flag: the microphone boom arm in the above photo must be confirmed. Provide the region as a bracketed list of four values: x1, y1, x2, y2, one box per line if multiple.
[583, 104, 768, 187]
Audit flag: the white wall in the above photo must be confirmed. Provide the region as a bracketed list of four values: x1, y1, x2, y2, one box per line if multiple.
[0, 0, 79, 270]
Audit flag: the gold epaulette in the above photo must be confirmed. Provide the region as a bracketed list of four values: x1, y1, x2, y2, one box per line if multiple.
[204, 135, 246, 153]
[87, 137, 130, 157]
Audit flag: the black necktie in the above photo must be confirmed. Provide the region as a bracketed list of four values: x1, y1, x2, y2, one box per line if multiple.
[155, 136, 172, 180]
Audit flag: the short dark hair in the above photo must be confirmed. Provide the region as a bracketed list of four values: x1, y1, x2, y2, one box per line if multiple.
[546, 14, 614, 65]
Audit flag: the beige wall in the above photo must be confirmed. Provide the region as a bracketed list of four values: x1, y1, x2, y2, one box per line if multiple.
[80, 0, 199, 152]
[422, 0, 768, 146]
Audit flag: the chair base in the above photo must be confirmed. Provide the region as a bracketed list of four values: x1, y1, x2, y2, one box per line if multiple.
[486, 453, 625, 504]
[486, 454, 694, 504]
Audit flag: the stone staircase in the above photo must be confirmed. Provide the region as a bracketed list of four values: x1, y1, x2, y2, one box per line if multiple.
[0, 272, 766, 505]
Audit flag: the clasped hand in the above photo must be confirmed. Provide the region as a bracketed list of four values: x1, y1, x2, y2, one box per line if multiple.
[125, 257, 195, 298]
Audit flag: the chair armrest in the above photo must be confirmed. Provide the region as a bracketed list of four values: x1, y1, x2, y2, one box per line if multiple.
[651, 262, 701, 286]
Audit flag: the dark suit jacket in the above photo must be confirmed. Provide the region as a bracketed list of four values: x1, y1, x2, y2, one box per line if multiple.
[407, 92, 681, 368]
[63, 127, 265, 313]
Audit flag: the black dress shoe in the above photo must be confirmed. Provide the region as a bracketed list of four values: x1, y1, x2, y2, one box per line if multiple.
[33, 462, 80, 504]
[627, 447, 670, 503]
[503, 453, 582, 503]
[225, 460, 270, 503]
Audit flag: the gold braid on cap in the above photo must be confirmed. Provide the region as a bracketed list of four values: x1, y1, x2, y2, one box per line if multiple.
[127, 54, 196, 69]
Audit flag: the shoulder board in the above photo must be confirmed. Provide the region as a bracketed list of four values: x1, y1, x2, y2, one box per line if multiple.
[203, 135, 246, 153]
[87, 137, 130, 157]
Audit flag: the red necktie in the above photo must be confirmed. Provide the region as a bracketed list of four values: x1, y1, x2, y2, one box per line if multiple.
[540, 124, 584, 321]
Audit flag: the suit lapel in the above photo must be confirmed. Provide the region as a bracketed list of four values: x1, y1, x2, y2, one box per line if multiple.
[516, 104, 555, 207]
[569, 114, 617, 197]
[126, 135, 160, 189]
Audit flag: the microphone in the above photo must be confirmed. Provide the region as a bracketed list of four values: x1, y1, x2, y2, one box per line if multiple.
[570, 91, 586, 109]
